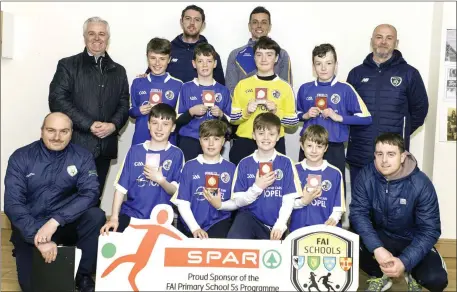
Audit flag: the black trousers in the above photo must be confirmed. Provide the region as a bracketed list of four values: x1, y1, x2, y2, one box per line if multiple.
[360, 230, 448, 292]
[95, 156, 112, 205]
[229, 136, 286, 166]
[177, 217, 232, 238]
[299, 142, 346, 195]
[10, 208, 105, 292]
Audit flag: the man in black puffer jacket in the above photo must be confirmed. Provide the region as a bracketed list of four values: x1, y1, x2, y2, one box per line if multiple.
[346, 24, 429, 190]
[49, 17, 130, 202]
[350, 133, 447, 292]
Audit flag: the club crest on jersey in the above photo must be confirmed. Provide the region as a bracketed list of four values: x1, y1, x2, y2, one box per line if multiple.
[162, 160, 172, 171]
[221, 172, 230, 183]
[272, 90, 281, 99]
[215, 93, 223, 102]
[165, 90, 174, 100]
[275, 169, 284, 180]
[322, 180, 332, 191]
[391, 76, 402, 87]
[331, 94, 341, 104]
[67, 165, 78, 177]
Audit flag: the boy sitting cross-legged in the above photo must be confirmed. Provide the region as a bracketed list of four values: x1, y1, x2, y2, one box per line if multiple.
[100, 103, 185, 234]
[172, 119, 236, 238]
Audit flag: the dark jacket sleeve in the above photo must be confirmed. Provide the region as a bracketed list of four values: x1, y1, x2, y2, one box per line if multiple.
[49, 60, 94, 132]
[4, 152, 41, 244]
[346, 68, 358, 88]
[407, 69, 429, 134]
[51, 153, 100, 226]
[110, 69, 130, 133]
[349, 167, 384, 252]
[214, 53, 226, 85]
[398, 178, 441, 271]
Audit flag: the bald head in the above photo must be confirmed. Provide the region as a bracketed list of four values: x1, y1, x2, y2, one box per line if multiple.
[41, 112, 73, 130]
[41, 112, 73, 151]
[372, 24, 397, 39]
[371, 23, 399, 62]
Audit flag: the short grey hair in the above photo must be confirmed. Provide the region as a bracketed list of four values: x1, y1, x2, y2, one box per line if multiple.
[83, 16, 110, 37]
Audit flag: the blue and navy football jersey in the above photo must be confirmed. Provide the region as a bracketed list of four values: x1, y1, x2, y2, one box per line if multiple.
[177, 79, 231, 140]
[289, 160, 345, 231]
[172, 155, 236, 232]
[296, 77, 371, 143]
[129, 73, 183, 145]
[115, 141, 184, 219]
[232, 150, 301, 228]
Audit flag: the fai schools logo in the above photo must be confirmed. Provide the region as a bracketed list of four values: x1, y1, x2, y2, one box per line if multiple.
[290, 229, 357, 292]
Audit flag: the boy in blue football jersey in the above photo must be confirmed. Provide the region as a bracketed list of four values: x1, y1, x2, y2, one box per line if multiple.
[296, 44, 372, 182]
[129, 38, 183, 146]
[205, 113, 301, 240]
[172, 120, 236, 238]
[176, 43, 232, 161]
[289, 125, 345, 232]
[100, 103, 185, 234]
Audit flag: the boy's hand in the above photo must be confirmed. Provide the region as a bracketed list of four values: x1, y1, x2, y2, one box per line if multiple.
[210, 105, 223, 118]
[322, 108, 342, 122]
[203, 188, 222, 209]
[189, 104, 208, 116]
[306, 107, 320, 119]
[270, 228, 284, 240]
[255, 170, 276, 190]
[139, 104, 153, 115]
[301, 185, 322, 205]
[193, 229, 209, 239]
[144, 166, 165, 183]
[100, 218, 119, 235]
[265, 101, 277, 114]
[325, 218, 337, 226]
[247, 100, 258, 114]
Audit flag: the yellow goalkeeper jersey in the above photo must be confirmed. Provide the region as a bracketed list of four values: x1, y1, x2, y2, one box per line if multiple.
[230, 75, 298, 138]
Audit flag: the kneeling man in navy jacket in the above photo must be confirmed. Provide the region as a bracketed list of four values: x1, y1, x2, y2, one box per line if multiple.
[349, 133, 447, 292]
[4, 112, 104, 292]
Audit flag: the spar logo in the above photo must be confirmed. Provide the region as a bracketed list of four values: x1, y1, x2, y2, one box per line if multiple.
[164, 248, 259, 268]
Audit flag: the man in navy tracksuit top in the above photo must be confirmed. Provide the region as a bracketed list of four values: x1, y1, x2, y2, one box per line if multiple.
[145, 5, 225, 85]
[346, 24, 429, 190]
[349, 133, 447, 292]
[4, 113, 104, 292]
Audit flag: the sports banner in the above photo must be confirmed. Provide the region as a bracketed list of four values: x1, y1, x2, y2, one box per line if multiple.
[95, 205, 359, 291]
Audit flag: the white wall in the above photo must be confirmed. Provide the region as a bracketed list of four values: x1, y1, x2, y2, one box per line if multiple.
[432, 2, 457, 239]
[1, 2, 452, 238]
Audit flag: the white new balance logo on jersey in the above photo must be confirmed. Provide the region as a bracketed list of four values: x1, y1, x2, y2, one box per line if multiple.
[247, 174, 255, 179]
[361, 78, 370, 83]
[192, 174, 200, 180]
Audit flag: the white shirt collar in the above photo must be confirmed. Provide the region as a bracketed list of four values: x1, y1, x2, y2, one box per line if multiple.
[252, 149, 277, 163]
[300, 159, 328, 171]
[196, 154, 224, 164]
[142, 140, 172, 151]
[192, 78, 216, 86]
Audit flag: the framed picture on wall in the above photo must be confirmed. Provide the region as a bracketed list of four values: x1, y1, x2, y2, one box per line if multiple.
[445, 29, 456, 63]
[440, 106, 457, 142]
[445, 65, 456, 101]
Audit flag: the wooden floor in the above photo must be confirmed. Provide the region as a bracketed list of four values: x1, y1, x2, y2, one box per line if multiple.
[1, 228, 456, 291]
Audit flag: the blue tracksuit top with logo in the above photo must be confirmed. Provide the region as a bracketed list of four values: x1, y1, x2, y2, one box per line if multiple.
[176, 79, 231, 140]
[172, 155, 236, 232]
[115, 141, 184, 219]
[129, 73, 183, 146]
